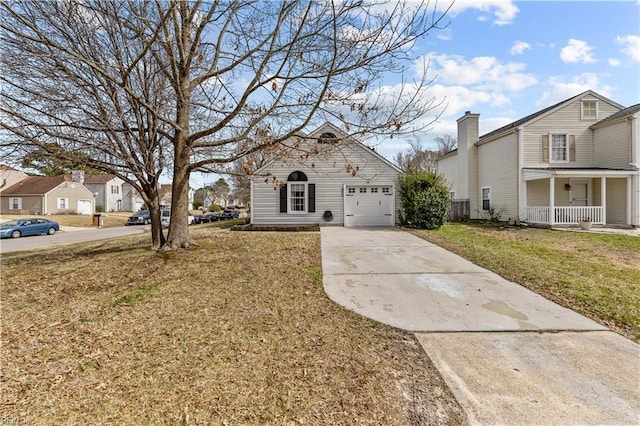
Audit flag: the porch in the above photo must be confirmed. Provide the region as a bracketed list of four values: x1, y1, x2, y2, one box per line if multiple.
[521, 168, 636, 227]
[525, 206, 604, 225]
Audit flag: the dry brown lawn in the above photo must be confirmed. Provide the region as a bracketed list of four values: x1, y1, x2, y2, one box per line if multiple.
[1, 228, 465, 424]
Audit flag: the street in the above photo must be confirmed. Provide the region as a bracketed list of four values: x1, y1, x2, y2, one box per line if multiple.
[0, 226, 147, 254]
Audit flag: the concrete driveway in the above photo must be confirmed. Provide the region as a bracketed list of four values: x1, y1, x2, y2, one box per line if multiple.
[321, 227, 640, 425]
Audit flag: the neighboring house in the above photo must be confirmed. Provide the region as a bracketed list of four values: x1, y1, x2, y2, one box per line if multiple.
[83, 173, 126, 212]
[122, 182, 145, 212]
[251, 122, 401, 227]
[159, 184, 172, 208]
[438, 90, 640, 227]
[0, 175, 94, 215]
[158, 184, 194, 210]
[0, 165, 28, 193]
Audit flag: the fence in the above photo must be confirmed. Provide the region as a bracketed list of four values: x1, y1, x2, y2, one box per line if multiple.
[449, 199, 470, 221]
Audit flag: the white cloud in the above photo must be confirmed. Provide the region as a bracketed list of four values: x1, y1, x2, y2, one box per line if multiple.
[560, 39, 596, 64]
[437, 29, 453, 41]
[616, 35, 640, 62]
[608, 58, 622, 67]
[443, 0, 519, 25]
[535, 73, 613, 108]
[422, 53, 537, 92]
[510, 41, 531, 55]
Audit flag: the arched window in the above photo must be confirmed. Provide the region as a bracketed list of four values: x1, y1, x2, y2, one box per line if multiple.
[280, 171, 315, 214]
[318, 132, 337, 143]
[287, 171, 308, 182]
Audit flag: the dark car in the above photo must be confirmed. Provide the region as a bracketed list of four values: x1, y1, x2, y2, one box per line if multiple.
[0, 218, 60, 239]
[127, 211, 151, 225]
[224, 207, 240, 218]
[204, 212, 223, 222]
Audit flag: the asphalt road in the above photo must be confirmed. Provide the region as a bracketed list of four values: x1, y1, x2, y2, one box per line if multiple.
[0, 226, 147, 254]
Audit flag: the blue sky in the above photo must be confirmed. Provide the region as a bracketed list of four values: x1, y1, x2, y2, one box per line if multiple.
[375, 0, 640, 160]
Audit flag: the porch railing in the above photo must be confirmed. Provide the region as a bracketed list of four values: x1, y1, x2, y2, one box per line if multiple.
[525, 206, 604, 225]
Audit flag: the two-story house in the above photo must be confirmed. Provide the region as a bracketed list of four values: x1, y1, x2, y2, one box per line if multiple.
[438, 90, 639, 227]
[83, 173, 126, 212]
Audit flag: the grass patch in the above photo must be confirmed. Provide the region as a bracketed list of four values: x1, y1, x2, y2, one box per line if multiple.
[0, 228, 465, 424]
[409, 223, 640, 341]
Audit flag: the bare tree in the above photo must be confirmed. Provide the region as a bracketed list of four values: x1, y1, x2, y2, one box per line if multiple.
[394, 133, 457, 172]
[1, 0, 451, 250]
[1, 1, 174, 248]
[434, 133, 457, 155]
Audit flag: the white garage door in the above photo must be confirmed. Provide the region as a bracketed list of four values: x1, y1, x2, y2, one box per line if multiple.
[77, 199, 93, 215]
[344, 186, 394, 227]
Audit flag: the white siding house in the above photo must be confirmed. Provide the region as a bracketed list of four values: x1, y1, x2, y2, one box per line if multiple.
[438, 90, 640, 228]
[251, 123, 401, 227]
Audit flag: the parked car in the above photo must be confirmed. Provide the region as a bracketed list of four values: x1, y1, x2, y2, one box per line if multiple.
[161, 209, 171, 228]
[0, 218, 60, 239]
[191, 214, 203, 225]
[204, 212, 222, 222]
[224, 207, 240, 218]
[127, 211, 150, 225]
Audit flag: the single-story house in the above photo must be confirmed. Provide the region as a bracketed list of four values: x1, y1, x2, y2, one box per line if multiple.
[250, 122, 401, 227]
[437, 90, 639, 227]
[0, 175, 94, 215]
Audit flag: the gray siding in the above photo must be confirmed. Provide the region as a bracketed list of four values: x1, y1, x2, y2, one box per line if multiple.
[594, 120, 631, 168]
[477, 133, 518, 219]
[523, 96, 622, 168]
[437, 154, 459, 196]
[46, 183, 94, 214]
[252, 141, 400, 225]
[606, 178, 627, 224]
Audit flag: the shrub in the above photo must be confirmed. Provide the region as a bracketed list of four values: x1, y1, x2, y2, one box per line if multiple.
[397, 170, 450, 230]
[192, 199, 203, 210]
[95, 205, 104, 213]
[209, 204, 222, 212]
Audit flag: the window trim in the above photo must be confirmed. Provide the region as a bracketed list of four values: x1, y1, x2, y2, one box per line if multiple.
[287, 182, 307, 214]
[550, 133, 570, 163]
[57, 197, 69, 210]
[581, 99, 598, 120]
[9, 197, 22, 210]
[481, 187, 491, 211]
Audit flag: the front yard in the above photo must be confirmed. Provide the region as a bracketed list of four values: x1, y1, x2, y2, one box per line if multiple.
[410, 223, 640, 342]
[0, 228, 465, 424]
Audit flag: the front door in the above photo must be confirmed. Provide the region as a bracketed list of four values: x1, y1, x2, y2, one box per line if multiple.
[571, 182, 589, 206]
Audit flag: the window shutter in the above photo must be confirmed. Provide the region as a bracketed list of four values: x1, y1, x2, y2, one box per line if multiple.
[542, 135, 549, 162]
[569, 135, 576, 162]
[279, 185, 287, 213]
[308, 184, 315, 213]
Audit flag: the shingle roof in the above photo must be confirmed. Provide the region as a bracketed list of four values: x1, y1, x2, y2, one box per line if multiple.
[592, 103, 640, 127]
[83, 174, 117, 184]
[0, 175, 68, 195]
[0, 164, 20, 171]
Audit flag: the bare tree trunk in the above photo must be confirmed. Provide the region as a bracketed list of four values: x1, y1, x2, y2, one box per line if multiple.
[164, 141, 193, 249]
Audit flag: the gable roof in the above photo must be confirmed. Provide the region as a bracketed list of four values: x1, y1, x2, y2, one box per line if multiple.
[479, 90, 624, 141]
[1, 175, 69, 195]
[592, 103, 640, 127]
[255, 122, 401, 175]
[0, 164, 20, 172]
[83, 174, 117, 184]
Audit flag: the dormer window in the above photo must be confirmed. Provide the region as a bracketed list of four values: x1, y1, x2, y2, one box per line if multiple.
[581, 100, 598, 120]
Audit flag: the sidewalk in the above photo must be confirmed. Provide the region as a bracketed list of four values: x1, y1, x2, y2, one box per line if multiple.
[321, 227, 640, 425]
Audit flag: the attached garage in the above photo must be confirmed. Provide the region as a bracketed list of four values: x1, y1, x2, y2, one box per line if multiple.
[344, 185, 395, 227]
[77, 199, 93, 215]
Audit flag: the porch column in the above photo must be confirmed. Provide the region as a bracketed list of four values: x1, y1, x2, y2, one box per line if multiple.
[601, 176, 606, 225]
[549, 176, 555, 225]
